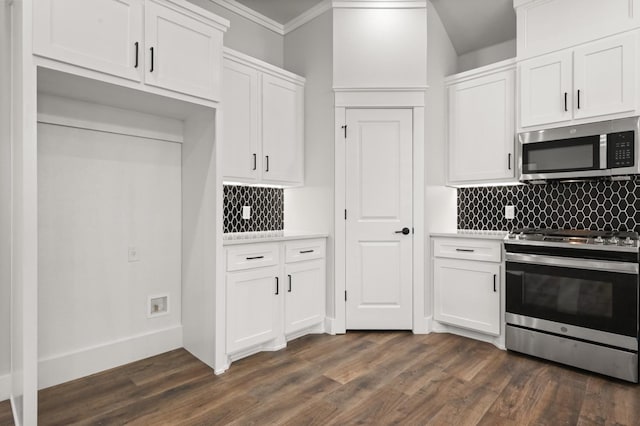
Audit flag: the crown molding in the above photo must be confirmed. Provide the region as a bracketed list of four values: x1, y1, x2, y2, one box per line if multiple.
[209, 0, 427, 36]
[284, 0, 333, 34]
[207, 0, 285, 35]
[332, 0, 427, 8]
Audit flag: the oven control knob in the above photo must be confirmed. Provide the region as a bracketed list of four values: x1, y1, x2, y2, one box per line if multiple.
[608, 236, 619, 245]
[593, 236, 604, 244]
[623, 237, 635, 246]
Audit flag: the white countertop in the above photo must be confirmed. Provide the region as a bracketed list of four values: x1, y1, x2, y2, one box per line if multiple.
[223, 231, 328, 245]
[430, 230, 508, 240]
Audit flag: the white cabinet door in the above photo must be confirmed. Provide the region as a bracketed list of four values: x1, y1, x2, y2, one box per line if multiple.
[573, 32, 637, 120]
[448, 69, 515, 183]
[226, 266, 280, 354]
[144, 0, 222, 101]
[285, 259, 325, 335]
[261, 74, 304, 185]
[434, 258, 500, 335]
[222, 60, 260, 182]
[519, 50, 573, 128]
[33, 0, 143, 82]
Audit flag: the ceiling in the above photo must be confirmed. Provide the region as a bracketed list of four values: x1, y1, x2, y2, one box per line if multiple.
[233, 0, 517, 55]
[235, 0, 326, 24]
[427, 0, 516, 55]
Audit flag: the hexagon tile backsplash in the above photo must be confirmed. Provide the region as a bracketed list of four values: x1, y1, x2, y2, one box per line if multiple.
[224, 185, 283, 233]
[457, 177, 640, 232]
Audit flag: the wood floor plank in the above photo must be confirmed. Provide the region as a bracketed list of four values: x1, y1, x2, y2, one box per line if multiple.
[31, 332, 640, 425]
[0, 400, 13, 426]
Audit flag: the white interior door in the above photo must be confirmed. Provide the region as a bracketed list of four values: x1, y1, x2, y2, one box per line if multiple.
[345, 109, 413, 330]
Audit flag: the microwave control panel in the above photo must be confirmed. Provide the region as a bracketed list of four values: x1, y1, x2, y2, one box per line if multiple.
[607, 131, 635, 168]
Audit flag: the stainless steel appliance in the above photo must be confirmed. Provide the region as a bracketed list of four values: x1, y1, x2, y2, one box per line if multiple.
[505, 228, 639, 382]
[518, 117, 640, 182]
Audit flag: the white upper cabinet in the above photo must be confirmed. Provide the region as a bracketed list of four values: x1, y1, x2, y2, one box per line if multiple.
[573, 34, 637, 120]
[222, 60, 260, 183]
[144, 0, 222, 101]
[447, 60, 516, 185]
[519, 32, 638, 129]
[33, 0, 228, 102]
[515, 0, 640, 59]
[261, 74, 304, 185]
[519, 50, 573, 128]
[33, 0, 144, 82]
[222, 49, 305, 187]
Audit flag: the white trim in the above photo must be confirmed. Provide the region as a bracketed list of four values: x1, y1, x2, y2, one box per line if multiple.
[10, 396, 20, 426]
[209, 0, 425, 35]
[284, 0, 332, 34]
[0, 373, 10, 403]
[445, 58, 516, 85]
[431, 322, 506, 350]
[152, 0, 230, 31]
[37, 325, 183, 390]
[36, 94, 185, 144]
[332, 0, 427, 8]
[334, 107, 347, 334]
[334, 93, 426, 334]
[223, 47, 306, 85]
[335, 90, 426, 108]
[207, 0, 284, 35]
[323, 317, 341, 335]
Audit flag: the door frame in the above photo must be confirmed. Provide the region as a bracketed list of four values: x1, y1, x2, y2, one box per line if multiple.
[332, 89, 426, 334]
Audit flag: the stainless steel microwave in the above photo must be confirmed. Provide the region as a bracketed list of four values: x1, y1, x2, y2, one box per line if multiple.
[518, 117, 640, 181]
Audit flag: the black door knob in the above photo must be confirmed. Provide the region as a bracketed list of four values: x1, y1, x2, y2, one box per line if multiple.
[395, 227, 410, 235]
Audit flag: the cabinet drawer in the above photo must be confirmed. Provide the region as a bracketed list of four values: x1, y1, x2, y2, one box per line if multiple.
[285, 239, 325, 263]
[433, 238, 501, 262]
[226, 244, 279, 271]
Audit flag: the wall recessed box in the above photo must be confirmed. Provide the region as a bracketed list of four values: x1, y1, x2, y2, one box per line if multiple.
[148, 294, 169, 318]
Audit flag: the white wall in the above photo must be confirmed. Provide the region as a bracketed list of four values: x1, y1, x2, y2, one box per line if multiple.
[0, 0, 12, 400]
[283, 11, 335, 316]
[425, 2, 458, 315]
[333, 7, 427, 89]
[457, 39, 516, 73]
[186, 0, 284, 67]
[37, 103, 183, 388]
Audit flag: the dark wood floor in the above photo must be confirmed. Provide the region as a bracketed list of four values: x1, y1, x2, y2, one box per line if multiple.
[2, 331, 640, 425]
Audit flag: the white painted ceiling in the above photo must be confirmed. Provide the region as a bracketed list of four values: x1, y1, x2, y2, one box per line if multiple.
[233, 0, 517, 55]
[235, 0, 326, 24]
[431, 0, 516, 55]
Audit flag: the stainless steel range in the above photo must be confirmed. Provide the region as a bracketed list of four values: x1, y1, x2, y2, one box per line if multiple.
[504, 228, 639, 382]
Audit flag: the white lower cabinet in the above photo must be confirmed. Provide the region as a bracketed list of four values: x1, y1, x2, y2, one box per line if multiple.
[285, 259, 325, 335]
[226, 265, 280, 354]
[432, 238, 502, 336]
[225, 238, 326, 359]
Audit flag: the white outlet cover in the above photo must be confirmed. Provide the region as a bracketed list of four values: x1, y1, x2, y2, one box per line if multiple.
[242, 205, 251, 220]
[128, 246, 140, 262]
[505, 205, 515, 220]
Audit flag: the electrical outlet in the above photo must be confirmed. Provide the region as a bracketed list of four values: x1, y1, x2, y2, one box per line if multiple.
[148, 295, 169, 318]
[242, 205, 251, 220]
[128, 246, 140, 262]
[505, 205, 515, 220]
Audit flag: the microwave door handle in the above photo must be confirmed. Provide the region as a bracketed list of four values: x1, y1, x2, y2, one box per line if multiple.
[600, 135, 607, 169]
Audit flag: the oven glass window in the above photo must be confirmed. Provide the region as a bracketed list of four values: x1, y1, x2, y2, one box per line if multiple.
[526, 144, 594, 171]
[506, 262, 637, 337]
[522, 135, 600, 173]
[523, 274, 612, 318]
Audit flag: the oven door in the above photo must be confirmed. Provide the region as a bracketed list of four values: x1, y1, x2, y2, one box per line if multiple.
[506, 253, 638, 348]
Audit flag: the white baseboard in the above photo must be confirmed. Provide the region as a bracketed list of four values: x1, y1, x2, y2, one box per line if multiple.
[324, 317, 345, 335]
[431, 321, 504, 350]
[413, 316, 431, 334]
[38, 325, 183, 390]
[10, 395, 21, 426]
[0, 373, 10, 402]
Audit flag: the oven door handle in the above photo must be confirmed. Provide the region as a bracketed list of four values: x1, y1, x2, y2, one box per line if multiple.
[506, 252, 639, 274]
